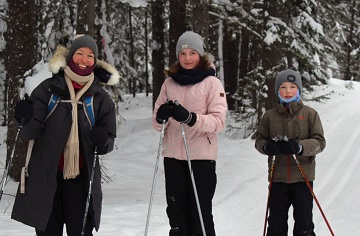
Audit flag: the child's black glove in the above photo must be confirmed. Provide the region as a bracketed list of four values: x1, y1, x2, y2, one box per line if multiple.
[263, 140, 282, 156]
[282, 139, 302, 155]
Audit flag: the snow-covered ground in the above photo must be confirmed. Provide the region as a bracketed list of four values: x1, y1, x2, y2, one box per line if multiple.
[0, 74, 359, 235]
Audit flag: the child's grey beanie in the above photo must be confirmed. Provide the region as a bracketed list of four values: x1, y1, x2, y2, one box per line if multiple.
[275, 69, 302, 94]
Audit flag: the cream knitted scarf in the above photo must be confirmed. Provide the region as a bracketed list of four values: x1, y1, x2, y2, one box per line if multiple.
[63, 66, 94, 179]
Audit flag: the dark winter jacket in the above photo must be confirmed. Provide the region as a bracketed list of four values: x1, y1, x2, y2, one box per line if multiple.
[255, 101, 326, 183]
[11, 46, 119, 231]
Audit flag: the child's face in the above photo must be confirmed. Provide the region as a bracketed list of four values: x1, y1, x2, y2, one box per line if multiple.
[178, 48, 200, 69]
[278, 82, 298, 99]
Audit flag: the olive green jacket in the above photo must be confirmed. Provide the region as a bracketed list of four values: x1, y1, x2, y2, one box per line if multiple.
[255, 101, 326, 183]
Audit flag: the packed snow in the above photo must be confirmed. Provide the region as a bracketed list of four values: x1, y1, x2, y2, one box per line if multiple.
[0, 66, 359, 235]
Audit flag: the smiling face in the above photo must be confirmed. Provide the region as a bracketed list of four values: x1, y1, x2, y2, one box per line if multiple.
[278, 81, 299, 99]
[178, 48, 200, 70]
[72, 47, 95, 69]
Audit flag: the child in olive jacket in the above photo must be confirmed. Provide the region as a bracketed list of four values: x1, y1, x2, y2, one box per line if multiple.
[255, 69, 326, 236]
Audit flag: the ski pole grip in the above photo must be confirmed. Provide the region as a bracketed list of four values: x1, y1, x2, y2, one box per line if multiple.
[166, 99, 174, 106]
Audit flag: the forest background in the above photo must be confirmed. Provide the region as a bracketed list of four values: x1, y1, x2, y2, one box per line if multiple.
[0, 0, 359, 181]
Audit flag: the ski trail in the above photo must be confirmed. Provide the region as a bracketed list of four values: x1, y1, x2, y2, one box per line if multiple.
[312, 107, 360, 234]
[213, 138, 268, 235]
[318, 123, 360, 207]
[316, 108, 360, 195]
[315, 114, 357, 194]
[213, 172, 267, 236]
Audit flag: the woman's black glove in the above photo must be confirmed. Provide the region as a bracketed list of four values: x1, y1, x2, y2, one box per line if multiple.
[156, 103, 172, 124]
[263, 140, 282, 156]
[170, 102, 196, 126]
[90, 126, 108, 148]
[14, 100, 34, 125]
[281, 139, 302, 155]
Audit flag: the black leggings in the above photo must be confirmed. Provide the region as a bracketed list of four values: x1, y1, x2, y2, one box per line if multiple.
[164, 157, 217, 236]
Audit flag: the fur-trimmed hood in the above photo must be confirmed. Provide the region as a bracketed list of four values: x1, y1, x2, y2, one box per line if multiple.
[48, 45, 120, 85]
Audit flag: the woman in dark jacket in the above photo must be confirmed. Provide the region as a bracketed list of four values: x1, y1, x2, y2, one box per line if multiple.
[11, 35, 119, 236]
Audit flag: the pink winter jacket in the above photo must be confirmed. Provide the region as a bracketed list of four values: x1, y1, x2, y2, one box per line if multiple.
[152, 76, 227, 161]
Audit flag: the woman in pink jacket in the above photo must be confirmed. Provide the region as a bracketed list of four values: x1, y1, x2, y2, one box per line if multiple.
[152, 31, 227, 236]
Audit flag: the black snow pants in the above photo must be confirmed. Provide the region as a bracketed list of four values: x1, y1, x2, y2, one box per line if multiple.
[267, 182, 315, 236]
[35, 170, 94, 236]
[164, 157, 217, 236]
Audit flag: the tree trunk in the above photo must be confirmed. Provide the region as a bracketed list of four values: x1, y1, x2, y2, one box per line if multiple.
[77, 0, 96, 35]
[169, 0, 186, 66]
[223, 23, 240, 111]
[96, 0, 104, 60]
[344, 0, 356, 80]
[129, 6, 136, 97]
[151, 0, 165, 109]
[192, 0, 209, 46]
[145, 8, 150, 96]
[4, 1, 38, 181]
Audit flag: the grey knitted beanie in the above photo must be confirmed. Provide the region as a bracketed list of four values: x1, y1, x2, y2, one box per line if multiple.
[275, 69, 302, 94]
[176, 31, 205, 59]
[66, 35, 98, 63]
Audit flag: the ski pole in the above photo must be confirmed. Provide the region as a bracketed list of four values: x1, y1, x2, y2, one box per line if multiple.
[263, 155, 275, 236]
[262, 135, 285, 236]
[0, 120, 23, 202]
[81, 146, 98, 236]
[144, 120, 166, 236]
[292, 154, 335, 236]
[180, 122, 206, 236]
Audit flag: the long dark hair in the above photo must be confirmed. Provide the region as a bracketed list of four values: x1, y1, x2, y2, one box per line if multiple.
[164, 53, 215, 77]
